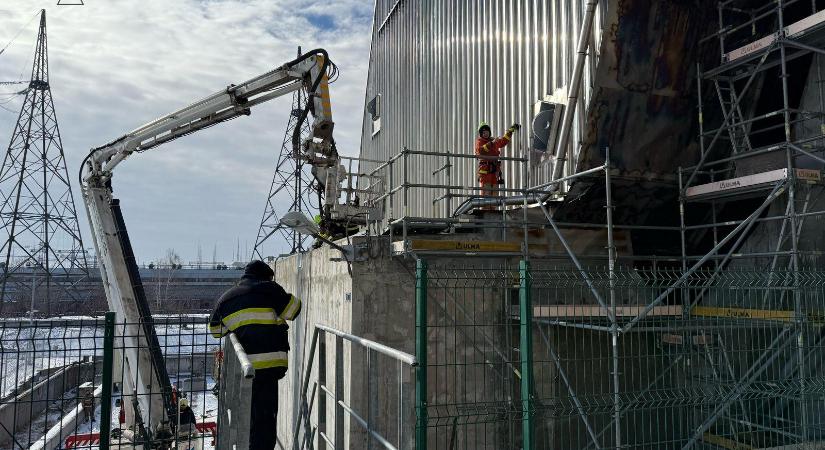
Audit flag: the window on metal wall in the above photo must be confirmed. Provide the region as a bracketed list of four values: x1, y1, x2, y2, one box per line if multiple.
[368, 94, 381, 136]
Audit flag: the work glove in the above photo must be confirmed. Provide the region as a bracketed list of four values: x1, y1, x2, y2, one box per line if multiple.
[509, 123, 521, 132]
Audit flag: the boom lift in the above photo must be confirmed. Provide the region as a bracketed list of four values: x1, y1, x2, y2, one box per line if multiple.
[80, 49, 341, 447]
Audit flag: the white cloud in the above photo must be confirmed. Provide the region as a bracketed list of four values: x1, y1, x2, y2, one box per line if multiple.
[0, 0, 372, 263]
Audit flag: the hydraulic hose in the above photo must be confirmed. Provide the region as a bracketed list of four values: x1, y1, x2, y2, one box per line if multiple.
[290, 49, 332, 162]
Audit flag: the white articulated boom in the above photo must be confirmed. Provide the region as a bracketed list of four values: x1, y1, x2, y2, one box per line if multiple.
[80, 49, 338, 446]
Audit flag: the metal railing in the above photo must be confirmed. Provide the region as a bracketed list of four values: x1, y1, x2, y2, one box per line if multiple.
[361, 148, 536, 223]
[293, 323, 416, 450]
[217, 332, 255, 449]
[357, 147, 616, 251]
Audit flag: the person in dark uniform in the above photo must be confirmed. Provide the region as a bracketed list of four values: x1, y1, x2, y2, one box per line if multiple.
[177, 397, 197, 427]
[209, 260, 302, 450]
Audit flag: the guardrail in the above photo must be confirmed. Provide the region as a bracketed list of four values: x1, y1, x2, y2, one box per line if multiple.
[361, 148, 536, 224]
[292, 323, 416, 450]
[217, 332, 255, 449]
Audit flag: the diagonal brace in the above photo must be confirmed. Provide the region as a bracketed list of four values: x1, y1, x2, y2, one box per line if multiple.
[682, 327, 796, 450]
[537, 325, 602, 449]
[623, 182, 787, 333]
[539, 202, 616, 324]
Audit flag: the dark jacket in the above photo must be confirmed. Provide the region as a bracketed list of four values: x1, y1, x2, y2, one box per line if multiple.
[178, 407, 197, 426]
[209, 275, 302, 375]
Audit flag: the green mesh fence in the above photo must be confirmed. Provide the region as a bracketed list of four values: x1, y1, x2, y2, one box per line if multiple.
[416, 261, 825, 450]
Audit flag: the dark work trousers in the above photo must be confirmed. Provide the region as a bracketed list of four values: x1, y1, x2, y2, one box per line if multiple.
[250, 371, 280, 450]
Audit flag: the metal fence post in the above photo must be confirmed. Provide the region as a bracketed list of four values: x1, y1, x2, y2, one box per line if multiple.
[318, 331, 327, 450]
[415, 259, 428, 450]
[403, 147, 409, 243]
[519, 261, 534, 450]
[99, 312, 115, 450]
[334, 336, 345, 450]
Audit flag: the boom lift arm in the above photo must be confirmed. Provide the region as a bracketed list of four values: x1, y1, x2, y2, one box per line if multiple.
[80, 49, 336, 444]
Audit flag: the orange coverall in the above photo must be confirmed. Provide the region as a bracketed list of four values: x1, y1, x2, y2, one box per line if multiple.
[475, 130, 513, 186]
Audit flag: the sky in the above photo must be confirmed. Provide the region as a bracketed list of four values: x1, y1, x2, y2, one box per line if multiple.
[0, 0, 372, 264]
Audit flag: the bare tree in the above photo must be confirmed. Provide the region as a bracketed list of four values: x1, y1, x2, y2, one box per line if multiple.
[155, 248, 182, 310]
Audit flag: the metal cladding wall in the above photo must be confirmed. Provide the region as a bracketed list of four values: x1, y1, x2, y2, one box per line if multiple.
[358, 0, 713, 221]
[359, 0, 605, 220]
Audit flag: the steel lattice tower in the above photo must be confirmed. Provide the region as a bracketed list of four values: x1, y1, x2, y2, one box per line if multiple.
[0, 10, 88, 314]
[252, 49, 318, 259]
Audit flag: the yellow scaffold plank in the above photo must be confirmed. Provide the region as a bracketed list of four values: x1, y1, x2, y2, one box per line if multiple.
[691, 306, 793, 322]
[692, 306, 825, 324]
[396, 239, 548, 253]
[532, 305, 682, 318]
[701, 432, 754, 450]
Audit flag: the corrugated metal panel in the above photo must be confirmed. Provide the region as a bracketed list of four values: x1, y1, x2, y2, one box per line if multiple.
[359, 0, 604, 220]
[357, 0, 710, 221]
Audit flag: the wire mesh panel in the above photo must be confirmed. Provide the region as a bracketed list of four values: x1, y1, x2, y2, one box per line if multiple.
[0, 315, 221, 449]
[422, 263, 523, 450]
[109, 316, 220, 449]
[0, 317, 105, 449]
[416, 260, 825, 450]
[529, 266, 825, 450]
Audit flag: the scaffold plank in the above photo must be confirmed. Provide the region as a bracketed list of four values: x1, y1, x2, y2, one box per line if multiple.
[726, 33, 778, 62]
[691, 306, 793, 322]
[661, 333, 713, 345]
[701, 432, 754, 450]
[685, 169, 787, 199]
[691, 306, 825, 324]
[786, 9, 825, 39]
[394, 239, 549, 253]
[726, 9, 825, 62]
[532, 305, 682, 318]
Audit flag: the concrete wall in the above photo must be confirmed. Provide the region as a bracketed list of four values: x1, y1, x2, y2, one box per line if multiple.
[275, 237, 439, 449]
[0, 362, 95, 447]
[275, 242, 354, 449]
[272, 237, 514, 448]
[272, 229, 628, 449]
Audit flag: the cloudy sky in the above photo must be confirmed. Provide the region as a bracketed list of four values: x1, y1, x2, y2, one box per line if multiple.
[0, 0, 372, 264]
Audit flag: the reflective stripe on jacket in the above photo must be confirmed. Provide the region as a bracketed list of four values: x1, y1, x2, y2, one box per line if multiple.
[209, 276, 302, 373]
[475, 130, 513, 174]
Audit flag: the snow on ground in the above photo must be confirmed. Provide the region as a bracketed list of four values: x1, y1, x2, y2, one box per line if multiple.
[7, 386, 84, 449]
[5, 376, 220, 450]
[0, 321, 220, 398]
[0, 319, 221, 449]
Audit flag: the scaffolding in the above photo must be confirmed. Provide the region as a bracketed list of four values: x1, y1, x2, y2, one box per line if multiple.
[340, 3, 825, 449]
[681, 0, 825, 272]
[359, 146, 625, 261]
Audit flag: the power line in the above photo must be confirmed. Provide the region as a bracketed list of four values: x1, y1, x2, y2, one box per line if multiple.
[0, 104, 17, 114]
[0, 10, 40, 59]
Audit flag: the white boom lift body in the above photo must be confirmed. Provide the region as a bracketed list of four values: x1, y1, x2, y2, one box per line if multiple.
[80, 49, 337, 446]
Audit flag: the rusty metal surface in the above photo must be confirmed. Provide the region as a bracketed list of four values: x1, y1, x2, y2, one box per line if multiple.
[554, 0, 716, 225]
[576, 0, 715, 179]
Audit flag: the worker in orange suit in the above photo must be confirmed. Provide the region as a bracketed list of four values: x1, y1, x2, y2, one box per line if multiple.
[475, 121, 520, 209]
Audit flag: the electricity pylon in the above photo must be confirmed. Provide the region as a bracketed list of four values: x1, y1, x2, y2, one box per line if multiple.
[0, 10, 89, 315]
[252, 48, 318, 260]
